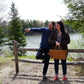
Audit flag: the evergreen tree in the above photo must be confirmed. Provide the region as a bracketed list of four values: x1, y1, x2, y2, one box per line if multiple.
[44, 20, 49, 27]
[8, 3, 27, 56]
[0, 26, 6, 46]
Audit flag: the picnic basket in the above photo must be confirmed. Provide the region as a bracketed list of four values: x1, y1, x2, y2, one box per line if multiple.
[49, 45, 67, 59]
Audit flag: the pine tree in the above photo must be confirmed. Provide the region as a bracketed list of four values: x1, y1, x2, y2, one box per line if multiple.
[0, 26, 6, 46]
[8, 3, 27, 56]
[44, 20, 49, 27]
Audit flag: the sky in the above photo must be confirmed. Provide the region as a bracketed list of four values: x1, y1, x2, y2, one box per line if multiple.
[4, 0, 69, 21]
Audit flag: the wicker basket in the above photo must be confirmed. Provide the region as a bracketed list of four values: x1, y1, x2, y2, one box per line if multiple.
[50, 45, 67, 60]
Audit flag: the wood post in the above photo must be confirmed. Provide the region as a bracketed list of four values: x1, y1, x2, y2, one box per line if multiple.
[14, 41, 19, 73]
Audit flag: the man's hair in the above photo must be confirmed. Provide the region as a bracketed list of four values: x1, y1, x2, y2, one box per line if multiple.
[50, 21, 55, 26]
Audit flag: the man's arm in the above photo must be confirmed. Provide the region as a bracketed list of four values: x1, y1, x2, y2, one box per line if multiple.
[25, 27, 46, 33]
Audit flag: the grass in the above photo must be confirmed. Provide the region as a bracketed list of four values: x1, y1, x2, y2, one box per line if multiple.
[0, 55, 35, 65]
[0, 56, 14, 70]
[0, 82, 2, 84]
[18, 55, 36, 59]
[0, 56, 14, 64]
[0, 54, 81, 70]
[0, 55, 74, 65]
[10, 55, 74, 61]
[19, 55, 74, 61]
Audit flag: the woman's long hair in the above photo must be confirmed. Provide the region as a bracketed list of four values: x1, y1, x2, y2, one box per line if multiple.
[56, 21, 65, 33]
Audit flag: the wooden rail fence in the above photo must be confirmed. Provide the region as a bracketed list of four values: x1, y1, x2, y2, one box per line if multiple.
[12, 41, 84, 73]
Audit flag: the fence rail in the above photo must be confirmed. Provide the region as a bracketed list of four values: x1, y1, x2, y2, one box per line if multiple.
[12, 41, 84, 73]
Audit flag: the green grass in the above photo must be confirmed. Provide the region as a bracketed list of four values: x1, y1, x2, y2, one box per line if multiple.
[0, 55, 75, 66]
[0, 82, 2, 84]
[0, 56, 14, 64]
[18, 55, 36, 59]
[18, 55, 73, 61]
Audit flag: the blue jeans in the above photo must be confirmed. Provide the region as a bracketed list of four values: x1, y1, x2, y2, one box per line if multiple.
[54, 59, 67, 75]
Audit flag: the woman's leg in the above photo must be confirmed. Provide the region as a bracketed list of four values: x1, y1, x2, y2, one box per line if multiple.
[61, 59, 67, 75]
[54, 59, 59, 75]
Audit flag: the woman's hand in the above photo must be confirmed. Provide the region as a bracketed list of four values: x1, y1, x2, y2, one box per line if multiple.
[25, 28, 31, 32]
[56, 41, 60, 45]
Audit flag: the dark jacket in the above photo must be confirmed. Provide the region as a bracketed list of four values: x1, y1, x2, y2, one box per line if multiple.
[31, 27, 52, 49]
[49, 31, 70, 50]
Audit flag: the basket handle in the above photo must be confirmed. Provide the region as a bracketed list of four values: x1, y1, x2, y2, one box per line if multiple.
[55, 45, 62, 50]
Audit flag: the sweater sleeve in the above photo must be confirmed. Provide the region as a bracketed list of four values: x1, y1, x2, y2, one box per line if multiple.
[60, 33, 70, 46]
[30, 27, 46, 33]
[49, 32, 56, 46]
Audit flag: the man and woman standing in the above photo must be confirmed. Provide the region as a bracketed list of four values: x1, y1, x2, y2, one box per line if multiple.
[25, 21, 70, 80]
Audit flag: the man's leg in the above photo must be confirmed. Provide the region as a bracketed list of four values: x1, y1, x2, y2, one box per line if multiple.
[36, 48, 45, 59]
[43, 54, 50, 79]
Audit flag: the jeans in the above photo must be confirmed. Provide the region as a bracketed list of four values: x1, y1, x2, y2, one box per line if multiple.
[54, 59, 67, 75]
[36, 48, 50, 74]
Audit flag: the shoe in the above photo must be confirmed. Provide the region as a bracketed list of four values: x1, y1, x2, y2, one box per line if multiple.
[54, 77, 58, 80]
[43, 74, 47, 79]
[63, 76, 67, 80]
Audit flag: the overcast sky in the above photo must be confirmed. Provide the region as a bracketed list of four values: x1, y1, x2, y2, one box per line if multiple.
[5, 0, 69, 21]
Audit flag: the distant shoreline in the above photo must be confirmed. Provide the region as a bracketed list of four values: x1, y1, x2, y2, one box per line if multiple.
[25, 31, 80, 36]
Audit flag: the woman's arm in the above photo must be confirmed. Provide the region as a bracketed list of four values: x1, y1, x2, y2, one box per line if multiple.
[49, 32, 56, 46]
[60, 33, 70, 46]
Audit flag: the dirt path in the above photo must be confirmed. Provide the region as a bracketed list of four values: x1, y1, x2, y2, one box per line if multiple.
[0, 61, 84, 84]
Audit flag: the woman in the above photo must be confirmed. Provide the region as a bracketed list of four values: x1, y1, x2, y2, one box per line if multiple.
[49, 21, 70, 80]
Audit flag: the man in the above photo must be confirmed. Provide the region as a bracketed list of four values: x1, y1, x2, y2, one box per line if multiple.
[25, 21, 55, 79]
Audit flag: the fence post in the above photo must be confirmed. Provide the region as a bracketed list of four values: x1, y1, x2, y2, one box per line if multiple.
[14, 41, 19, 73]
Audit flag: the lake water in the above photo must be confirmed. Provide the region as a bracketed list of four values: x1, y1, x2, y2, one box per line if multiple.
[25, 33, 83, 56]
[0, 33, 83, 56]
[25, 33, 82, 48]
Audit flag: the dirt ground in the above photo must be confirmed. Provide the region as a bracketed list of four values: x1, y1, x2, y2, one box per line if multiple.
[0, 61, 84, 84]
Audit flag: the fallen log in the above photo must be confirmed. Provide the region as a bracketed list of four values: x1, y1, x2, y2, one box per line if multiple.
[12, 59, 84, 65]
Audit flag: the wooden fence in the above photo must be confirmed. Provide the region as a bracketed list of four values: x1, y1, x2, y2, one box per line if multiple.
[12, 41, 84, 73]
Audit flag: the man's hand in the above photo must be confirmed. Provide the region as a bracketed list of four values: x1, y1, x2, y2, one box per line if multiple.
[56, 41, 60, 45]
[25, 28, 31, 32]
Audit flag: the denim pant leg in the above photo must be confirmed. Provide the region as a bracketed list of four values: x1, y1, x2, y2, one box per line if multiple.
[54, 59, 59, 74]
[43, 55, 50, 74]
[61, 59, 67, 75]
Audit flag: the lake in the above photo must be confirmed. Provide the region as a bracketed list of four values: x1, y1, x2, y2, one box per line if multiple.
[25, 33, 83, 56]
[25, 33, 82, 48]
[0, 33, 83, 56]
